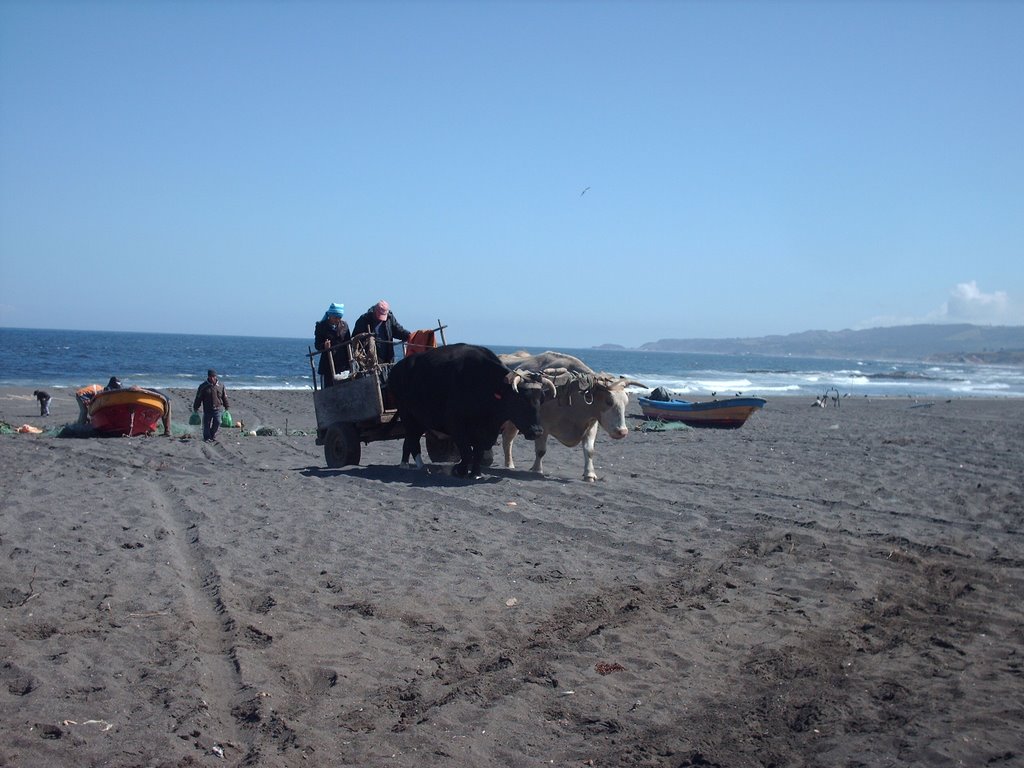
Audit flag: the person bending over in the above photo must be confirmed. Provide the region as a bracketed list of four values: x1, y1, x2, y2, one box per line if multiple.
[33, 390, 51, 416]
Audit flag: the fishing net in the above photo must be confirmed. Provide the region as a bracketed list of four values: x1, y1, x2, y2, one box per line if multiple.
[634, 419, 692, 433]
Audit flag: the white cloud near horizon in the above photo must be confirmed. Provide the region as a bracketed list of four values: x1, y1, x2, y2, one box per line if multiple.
[861, 281, 1021, 329]
[937, 281, 1014, 324]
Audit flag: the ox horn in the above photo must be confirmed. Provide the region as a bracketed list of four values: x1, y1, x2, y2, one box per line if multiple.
[509, 370, 558, 396]
[595, 373, 647, 389]
[539, 374, 557, 396]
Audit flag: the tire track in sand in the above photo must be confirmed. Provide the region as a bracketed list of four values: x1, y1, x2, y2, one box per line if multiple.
[136, 470, 283, 765]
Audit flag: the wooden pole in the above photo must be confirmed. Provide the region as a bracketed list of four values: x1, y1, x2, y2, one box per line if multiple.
[325, 343, 337, 383]
[308, 346, 319, 392]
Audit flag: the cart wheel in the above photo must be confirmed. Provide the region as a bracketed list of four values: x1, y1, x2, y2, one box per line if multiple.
[425, 432, 458, 463]
[324, 422, 361, 467]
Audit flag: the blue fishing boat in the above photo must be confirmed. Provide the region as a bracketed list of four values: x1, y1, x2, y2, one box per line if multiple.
[637, 394, 766, 429]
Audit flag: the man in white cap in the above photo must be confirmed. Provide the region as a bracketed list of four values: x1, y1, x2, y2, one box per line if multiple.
[353, 299, 411, 364]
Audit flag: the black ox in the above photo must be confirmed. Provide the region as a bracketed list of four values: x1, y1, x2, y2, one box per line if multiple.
[389, 343, 555, 479]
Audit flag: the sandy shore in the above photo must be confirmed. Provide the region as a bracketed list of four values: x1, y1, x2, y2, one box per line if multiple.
[1, 387, 1022, 767]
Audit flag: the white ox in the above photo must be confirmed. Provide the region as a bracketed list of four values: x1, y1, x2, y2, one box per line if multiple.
[498, 351, 643, 482]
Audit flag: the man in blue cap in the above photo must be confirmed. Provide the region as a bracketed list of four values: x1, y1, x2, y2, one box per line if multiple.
[314, 302, 351, 387]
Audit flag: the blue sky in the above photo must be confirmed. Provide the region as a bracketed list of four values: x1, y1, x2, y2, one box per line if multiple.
[1, 1, 1021, 348]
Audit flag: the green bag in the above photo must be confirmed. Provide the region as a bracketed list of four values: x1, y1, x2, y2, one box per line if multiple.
[220, 410, 234, 428]
[188, 411, 201, 425]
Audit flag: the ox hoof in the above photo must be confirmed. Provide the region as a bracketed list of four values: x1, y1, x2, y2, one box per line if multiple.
[583, 475, 597, 483]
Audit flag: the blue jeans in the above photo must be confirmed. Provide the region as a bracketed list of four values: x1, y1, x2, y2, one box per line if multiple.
[203, 409, 221, 441]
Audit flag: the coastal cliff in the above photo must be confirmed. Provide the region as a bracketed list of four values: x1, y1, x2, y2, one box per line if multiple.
[638, 323, 1024, 363]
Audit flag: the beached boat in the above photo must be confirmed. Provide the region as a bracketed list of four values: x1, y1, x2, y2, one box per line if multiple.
[637, 395, 766, 429]
[88, 389, 169, 436]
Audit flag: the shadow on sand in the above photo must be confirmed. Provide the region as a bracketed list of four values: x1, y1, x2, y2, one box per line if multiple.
[297, 462, 566, 486]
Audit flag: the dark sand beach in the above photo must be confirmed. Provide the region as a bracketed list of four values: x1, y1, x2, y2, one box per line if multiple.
[1, 387, 1022, 767]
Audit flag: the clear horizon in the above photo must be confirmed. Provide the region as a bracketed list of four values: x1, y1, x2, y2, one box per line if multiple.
[4, 319, 1021, 349]
[2, 2, 1022, 347]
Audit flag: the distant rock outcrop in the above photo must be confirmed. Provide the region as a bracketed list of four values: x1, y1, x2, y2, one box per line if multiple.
[926, 349, 1024, 365]
[640, 324, 1024, 363]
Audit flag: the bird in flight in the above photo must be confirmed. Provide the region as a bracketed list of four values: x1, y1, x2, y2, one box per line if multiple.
[580, 186, 590, 196]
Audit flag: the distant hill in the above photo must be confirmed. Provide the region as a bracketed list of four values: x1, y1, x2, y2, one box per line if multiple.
[639, 324, 1024, 363]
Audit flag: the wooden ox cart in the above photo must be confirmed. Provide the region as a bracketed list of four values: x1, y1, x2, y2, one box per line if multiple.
[308, 322, 454, 468]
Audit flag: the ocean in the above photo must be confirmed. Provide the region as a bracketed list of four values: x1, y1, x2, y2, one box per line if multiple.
[2, 327, 1023, 398]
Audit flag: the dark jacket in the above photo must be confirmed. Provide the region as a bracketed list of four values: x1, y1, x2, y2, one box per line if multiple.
[193, 380, 229, 413]
[352, 307, 411, 364]
[314, 319, 352, 377]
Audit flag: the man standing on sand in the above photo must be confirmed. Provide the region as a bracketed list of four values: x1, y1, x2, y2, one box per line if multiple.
[193, 369, 229, 443]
